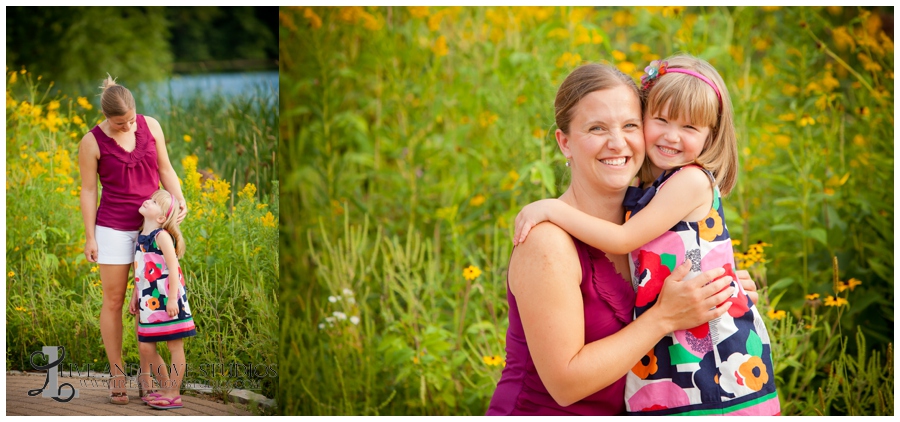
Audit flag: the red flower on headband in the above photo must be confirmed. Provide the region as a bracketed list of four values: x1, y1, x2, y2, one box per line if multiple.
[641, 60, 668, 90]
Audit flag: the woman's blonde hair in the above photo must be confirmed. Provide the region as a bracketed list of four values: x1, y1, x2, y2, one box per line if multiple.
[150, 189, 186, 258]
[99, 74, 136, 117]
[639, 54, 738, 195]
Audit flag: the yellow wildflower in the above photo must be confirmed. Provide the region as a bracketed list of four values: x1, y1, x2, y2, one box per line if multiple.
[548, 28, 570, 40]
[611, 50, 626, 61]
[239, 183, 257, 201]
[823, 295, 849, 307]
[260, 211, 276, 228]
[8, 271, 14, 277]
[183, 134, 192, 142]
[303, 7, 322, 29]
[76, 96, 93, 110]
[470, 194, 486, 207]
[463, 265, 482, 281]
[432, 35, 449, 57]
[836, 281, 849, 292]
[778, 112, 796, 122]
[478, 111, 498, 128]
[408, 6, 429, 18]
[846, 278, 862, 290]
[766, 309, 787, 320]
[617, 61, 636, 76]
[799, 115, 815, 127]
[805, 293, 820, 300]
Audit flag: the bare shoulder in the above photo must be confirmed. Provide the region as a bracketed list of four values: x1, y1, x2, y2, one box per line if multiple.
[79, 132, 99, 156]
[143, 115, 161, 128]
[667, 166, 714, 191]
[508, 222, 581, 295]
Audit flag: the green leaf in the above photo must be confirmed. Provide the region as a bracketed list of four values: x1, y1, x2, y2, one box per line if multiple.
[771, 224, 800, 232]
[805, 228, 828, 246]
[768, 277, 795, 291]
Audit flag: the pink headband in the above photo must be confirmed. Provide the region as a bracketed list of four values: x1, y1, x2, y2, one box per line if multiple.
[641, 60, 722, 109]
[166, 193, 176, 219]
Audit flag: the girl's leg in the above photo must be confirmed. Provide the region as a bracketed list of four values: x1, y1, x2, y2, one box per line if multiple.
[151, 339, 185, 408]
[99, 264, 130, 399]
[133, 312, 172, 396]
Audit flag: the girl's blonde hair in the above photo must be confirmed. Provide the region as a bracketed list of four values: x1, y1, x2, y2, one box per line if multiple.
[150, 189, 186, 258]
[640, 54, 738, 196]
[99, 74, 136, 117]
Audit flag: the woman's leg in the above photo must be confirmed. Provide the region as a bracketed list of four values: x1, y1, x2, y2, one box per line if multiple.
[99, 263, 130, 399]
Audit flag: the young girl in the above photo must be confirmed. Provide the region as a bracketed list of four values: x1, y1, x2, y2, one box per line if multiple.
[513, 54, 779, 415]
[129, 188, 196, 410]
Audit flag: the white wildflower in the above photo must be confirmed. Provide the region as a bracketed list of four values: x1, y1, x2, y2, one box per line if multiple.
[333, 311, 347, 320]
[328, 296, 338, 303]
[342, 288, 353, 296]
[350, 316, 360, 325]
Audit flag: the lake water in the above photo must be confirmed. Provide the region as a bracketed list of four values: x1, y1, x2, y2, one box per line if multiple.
[137, 71, 278, 114]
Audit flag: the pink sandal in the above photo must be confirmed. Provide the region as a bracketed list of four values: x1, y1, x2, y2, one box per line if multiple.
[141, 391, 162, 404]
[148, 395, 183, 410]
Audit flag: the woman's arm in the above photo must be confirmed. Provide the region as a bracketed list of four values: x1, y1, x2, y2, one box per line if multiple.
[78, 133, 101, 262]
[155, 232, 182, 317]
[514, 167, 713, 254]
[511, 222, 734, 407]
[146, 116, 187, 223]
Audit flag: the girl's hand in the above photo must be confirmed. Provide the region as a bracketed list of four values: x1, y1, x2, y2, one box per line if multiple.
[128, 291, 139, 315]
[166, 299, 178, 318]
[84, 238, 98, 263]
[736, 269, 758, 305]
[514, 199, 561, 246]
[175, 200, 188, 225]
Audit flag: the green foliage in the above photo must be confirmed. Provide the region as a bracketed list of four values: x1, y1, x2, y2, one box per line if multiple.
[6, 6, 173, 93]
[5, 69, 279, 399]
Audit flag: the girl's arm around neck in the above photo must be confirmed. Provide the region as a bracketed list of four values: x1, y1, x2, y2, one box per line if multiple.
[544, 167, 713, 254]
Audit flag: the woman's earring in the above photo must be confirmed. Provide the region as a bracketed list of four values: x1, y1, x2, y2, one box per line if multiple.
[565, 159, 571, 167]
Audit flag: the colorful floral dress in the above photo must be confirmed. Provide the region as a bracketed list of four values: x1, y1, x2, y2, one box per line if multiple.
[621, 166, 780, 415]
[134, 228, 196, 343]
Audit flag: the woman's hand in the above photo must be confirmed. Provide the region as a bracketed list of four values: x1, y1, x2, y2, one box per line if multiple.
[653, 261, 735, 333]
[514, 199, 561, 245]
[736, 270, 758, 305]
[84, 238, 98, 263]
[175, 200, 188, 225]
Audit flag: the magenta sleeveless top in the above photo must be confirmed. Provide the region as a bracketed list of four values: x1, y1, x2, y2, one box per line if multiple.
[487, 236, 636, 415]
[91, 114, 159, 231]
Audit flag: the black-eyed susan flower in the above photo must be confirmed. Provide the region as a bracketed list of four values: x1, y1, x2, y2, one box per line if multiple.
[805, 293, 820, 300]
[8, 271, 14, 277]
[766, 309, 787, 320]
[846, 278, 862, 290]
[823, 295, 848, 307]
[463, 265, 482, 281]
[470, 194, 486, 207]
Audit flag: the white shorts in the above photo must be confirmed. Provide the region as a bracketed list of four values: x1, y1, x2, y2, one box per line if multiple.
[95, 225, 139, 265]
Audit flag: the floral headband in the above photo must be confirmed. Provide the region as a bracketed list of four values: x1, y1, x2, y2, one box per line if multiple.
[641, 60, 722, 109]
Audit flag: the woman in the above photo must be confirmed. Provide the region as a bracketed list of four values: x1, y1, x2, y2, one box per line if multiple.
[487, 63, 755, 415]
[78, 75, 188, 405]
